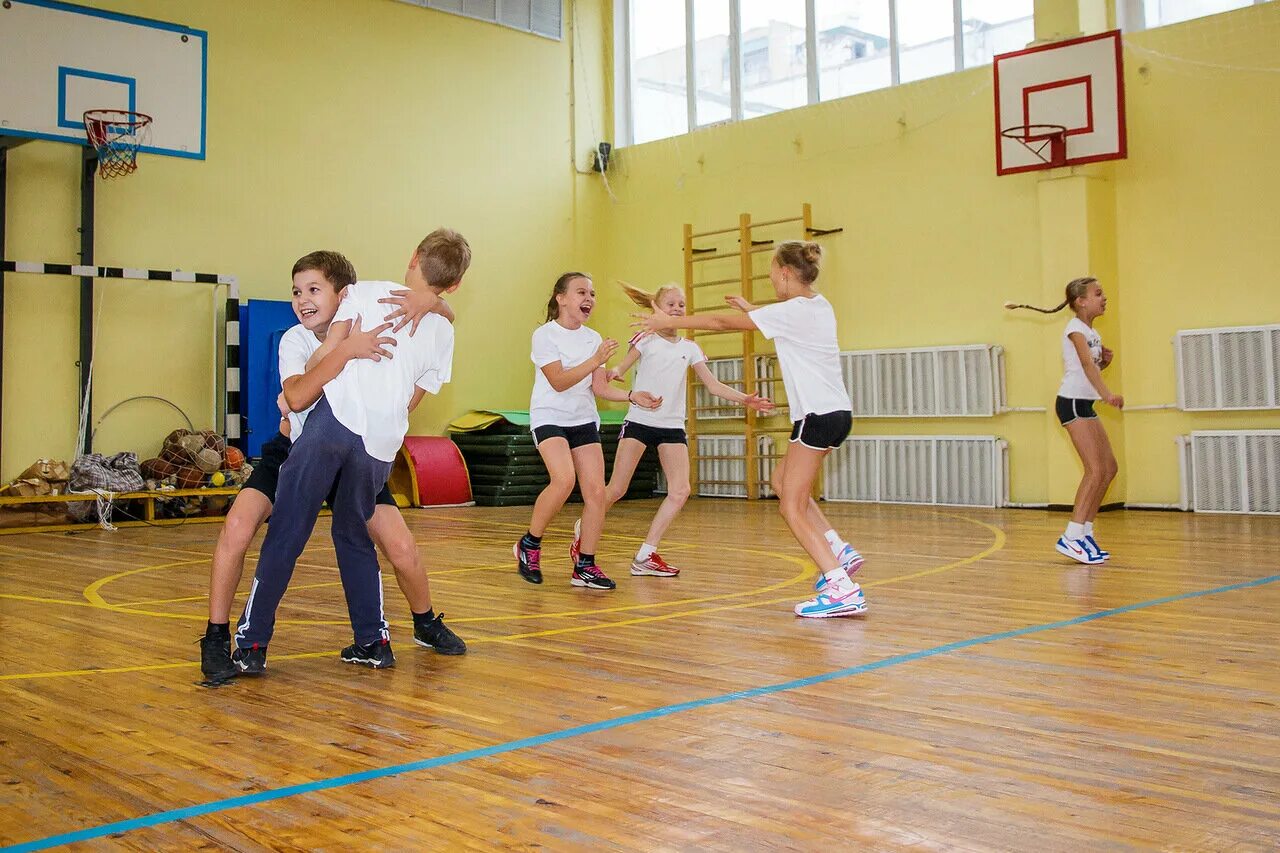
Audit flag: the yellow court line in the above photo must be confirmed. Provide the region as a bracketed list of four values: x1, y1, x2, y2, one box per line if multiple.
[0, 514, 1007, 683]
[0, 593, 106, 609]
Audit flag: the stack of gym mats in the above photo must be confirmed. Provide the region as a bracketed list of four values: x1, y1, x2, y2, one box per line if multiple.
[448, 411, 659, 507]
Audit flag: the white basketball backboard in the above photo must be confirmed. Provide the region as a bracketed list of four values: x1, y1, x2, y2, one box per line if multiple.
[993, 30, 1127, 176]
[0, 0, 206, 159]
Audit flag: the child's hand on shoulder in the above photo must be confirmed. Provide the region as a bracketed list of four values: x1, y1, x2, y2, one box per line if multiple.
[343, 316, 396, 362]
[379, 288, 439, 334]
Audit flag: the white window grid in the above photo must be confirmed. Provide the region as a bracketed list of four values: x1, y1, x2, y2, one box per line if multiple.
[618, 0, 1024, 146]
[841, 344, 1006, 418]
[1174, 324, 1280, 411]
[394, 0, 562, 40]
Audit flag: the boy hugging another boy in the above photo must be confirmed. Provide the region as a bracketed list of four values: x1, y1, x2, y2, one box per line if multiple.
[233, 228, 471, 674]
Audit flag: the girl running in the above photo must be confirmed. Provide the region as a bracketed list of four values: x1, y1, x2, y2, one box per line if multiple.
[567, 280, 774, 578]
[515, 272, 661, 590]
[1006, 277, 1121, 564]
[633, 242, 866, 618]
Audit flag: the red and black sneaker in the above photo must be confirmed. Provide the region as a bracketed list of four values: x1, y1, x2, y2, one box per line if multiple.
[630, 551, 680, 577]
[571, 563, 616, 590]
[515, 540, 543, 584]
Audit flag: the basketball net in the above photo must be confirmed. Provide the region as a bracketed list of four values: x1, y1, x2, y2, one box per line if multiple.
[82, 109, 152, 179]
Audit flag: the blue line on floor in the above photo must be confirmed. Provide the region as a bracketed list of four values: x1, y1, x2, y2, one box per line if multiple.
[8, 573, 1277, 852]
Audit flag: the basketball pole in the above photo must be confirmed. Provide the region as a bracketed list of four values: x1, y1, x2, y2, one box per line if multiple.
[79, 147, 96, 454]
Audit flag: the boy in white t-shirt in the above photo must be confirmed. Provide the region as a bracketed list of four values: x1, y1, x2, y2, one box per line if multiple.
[198, 250, 466, 685]
[232, 230, 472, 674]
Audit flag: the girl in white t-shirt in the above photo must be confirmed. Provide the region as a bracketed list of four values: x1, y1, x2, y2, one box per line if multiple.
[516, 272, 661, 591]
[568, 281, 775, 579]
[1007, 276, 1122, 565]
[634, 242, 867, 619]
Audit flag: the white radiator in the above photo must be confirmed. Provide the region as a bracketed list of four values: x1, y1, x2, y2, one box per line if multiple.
[1175, 324, 1280, 411]
[839, 345, 1005, 418]
[658, 434, 777, 498]
[1184, 430, 1280, 514]
[822, 435, 1009, 507]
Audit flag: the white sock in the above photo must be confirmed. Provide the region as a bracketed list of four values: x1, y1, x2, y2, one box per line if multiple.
[823, 567, 851, 586]
[636, 543, 657, 561]
[824, 529, 848, 557]
[1084, 521, 1095, 537]
[1066, 521, 1086, 540]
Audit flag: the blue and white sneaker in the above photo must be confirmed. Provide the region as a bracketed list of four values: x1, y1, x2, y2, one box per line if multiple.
[1084, 535, 1110, 561]
[795, 580, 867, 618]
[1056, 536, 1104, 565]
[815, 545, 865, 591]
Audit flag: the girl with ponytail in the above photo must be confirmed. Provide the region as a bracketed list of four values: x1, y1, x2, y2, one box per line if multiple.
[516, 272, 662, 591]
[564, 280, 775, 579]
[1006, 277, 1121, 564]
[633, 241, 867, 619]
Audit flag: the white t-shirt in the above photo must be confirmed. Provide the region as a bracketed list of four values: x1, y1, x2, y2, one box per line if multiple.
[277, 324, 322, 441]
[324, 281, 455, 462]
[625, 333, 706, 429]
[1059, 317, 1103, 400]
[749, 294, 851, 419]
[530, 320, 603, 430]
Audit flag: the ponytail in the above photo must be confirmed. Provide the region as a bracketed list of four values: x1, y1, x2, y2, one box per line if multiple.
[618, 279, 682, 309]
[1004, 277, 1097, 315]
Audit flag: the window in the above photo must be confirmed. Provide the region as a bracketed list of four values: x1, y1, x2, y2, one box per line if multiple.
[1143, 0, 1257, 27]
[740, 0, 809, 116]
[622, 0, 1049, 146]
[961, 1, 1034, 69]
[694, 1, 733, 125]
[816, 1, 892, 102]
[897, 0, 956, 84]
[630, 0, 688, 144]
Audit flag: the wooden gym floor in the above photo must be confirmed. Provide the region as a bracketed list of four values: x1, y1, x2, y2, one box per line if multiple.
[1, 500, 1277, 851]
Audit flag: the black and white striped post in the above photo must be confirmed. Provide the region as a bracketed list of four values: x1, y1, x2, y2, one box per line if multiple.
[0, 260, 242, 449]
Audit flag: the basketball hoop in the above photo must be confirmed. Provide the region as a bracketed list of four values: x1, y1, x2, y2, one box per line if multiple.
[1000, 124, 1068, 169]
[82, 109, 152, 179]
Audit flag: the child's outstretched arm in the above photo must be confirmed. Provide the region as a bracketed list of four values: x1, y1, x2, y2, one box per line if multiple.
[1070, 333, 1123, 409]
[633, 297, 758, 335]
[606, 343, 642, 383]
[691, 361, 774, 413]
[284, 317, 395, 412]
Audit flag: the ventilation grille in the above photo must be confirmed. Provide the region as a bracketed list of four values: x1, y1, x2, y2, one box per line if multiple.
[657, 434, 776, 498]
[693, 356, 780, 419]
[1187, 430, 1280, 514]
[395, 0, 562, 40]
[839, 346, 1004, 418]
[823, 436, 1008, 507]
[1176, 325, 1280, 411]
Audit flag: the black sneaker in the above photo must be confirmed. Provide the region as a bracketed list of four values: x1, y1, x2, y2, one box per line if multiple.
[413, 613, 467, 655]
[232, 644, 267, 675]
[571, 563, 617, 590]
[514, 540, 543, 584]
[341, 639, 396, 669]
[199, 634, 237, 683]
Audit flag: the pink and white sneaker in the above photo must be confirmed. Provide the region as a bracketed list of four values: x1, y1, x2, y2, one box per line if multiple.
[630, 552, 680, 577]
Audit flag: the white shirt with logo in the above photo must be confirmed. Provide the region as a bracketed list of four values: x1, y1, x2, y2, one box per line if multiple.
[530, 320, 603, 429]
[1058, 317, 1102, 400]
[625, 333, 707, 429]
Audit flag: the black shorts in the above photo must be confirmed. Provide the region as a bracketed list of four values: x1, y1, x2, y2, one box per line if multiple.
[618, 420, 687, 449]
[789, 410, 853, 450]
[244, 432, 397, 508]
[1055, 396, 1099, 426]
[533, 422, 601, 449]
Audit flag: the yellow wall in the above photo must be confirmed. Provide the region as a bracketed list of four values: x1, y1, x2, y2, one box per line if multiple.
[592, 2, 1280, 506]
[1, 0, 611, 480]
